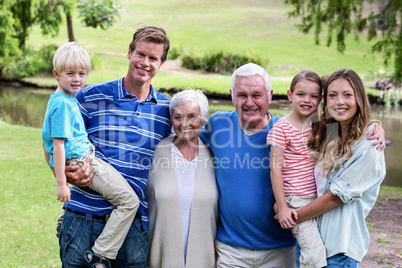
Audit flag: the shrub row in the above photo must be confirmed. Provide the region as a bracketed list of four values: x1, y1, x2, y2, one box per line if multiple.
[179, 50, 267, 75]
[0, 44, 58, 79]
[0, 44, 102, 80]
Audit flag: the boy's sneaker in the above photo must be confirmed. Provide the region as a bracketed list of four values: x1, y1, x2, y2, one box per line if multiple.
[82, 249, 112, 268]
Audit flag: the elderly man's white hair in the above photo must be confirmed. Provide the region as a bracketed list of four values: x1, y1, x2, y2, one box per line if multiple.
[169, 88, 209, 123]
[230, 63, 272, 99]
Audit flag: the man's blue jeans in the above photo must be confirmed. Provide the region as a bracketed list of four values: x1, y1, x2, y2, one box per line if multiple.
[59, 210, 148, 267]
[295, 242, 359, 267]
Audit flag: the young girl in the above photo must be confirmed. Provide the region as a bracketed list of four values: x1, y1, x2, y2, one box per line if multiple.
[294, 68, 386, 267]
[267, 70, 327, 268]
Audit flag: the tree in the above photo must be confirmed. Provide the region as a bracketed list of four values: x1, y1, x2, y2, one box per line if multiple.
[0, 0, 122, 52]
[284, 0, 402, 82]
[64, 0, 123, 42]
[7, 0, 60, 48]
[0, 0, 21, 57]
[42, 0, 123, 42]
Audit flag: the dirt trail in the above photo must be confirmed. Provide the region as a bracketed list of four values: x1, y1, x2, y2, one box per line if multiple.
[361, 195, 402, 267]
[95, 52, 293, 81]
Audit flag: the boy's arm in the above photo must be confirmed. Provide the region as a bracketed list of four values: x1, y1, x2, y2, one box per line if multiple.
[53, 138, 70, 203]
[43, 142, 55, 177]
[270, 146, 297, 229]
[43, 142, 92, 187]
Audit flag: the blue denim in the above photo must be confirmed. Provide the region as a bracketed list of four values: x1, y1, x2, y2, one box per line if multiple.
[326, 254, 359, 267]
[295, 242, 359, 268]
[59, 210, 148, 268]
[295, 241, 301, 268]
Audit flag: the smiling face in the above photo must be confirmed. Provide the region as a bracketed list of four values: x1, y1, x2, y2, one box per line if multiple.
[53, 67, 88, 97]
[288, 80, 322, 118]
[231, 74, 272, 131]
[326, 78, 358, 129]
[126, 40, 165, 89]
[172, 101, 203, 144]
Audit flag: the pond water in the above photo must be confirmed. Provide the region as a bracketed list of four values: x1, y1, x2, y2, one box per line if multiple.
[1, 86, 401, 187]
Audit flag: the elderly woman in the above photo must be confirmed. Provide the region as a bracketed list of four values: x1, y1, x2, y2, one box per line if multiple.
[146, 89, 219, 268]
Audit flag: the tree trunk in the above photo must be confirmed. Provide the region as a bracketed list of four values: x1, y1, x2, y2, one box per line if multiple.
[66, 14, 75, 41]
[376, 0, 392, 31]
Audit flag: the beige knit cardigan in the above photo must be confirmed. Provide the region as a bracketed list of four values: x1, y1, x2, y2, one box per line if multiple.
[146, 135, 219, 268]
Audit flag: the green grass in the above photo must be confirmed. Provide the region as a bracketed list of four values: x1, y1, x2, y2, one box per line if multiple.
[378, 185, 402, 199]
[23, 0, 387, 95]
[0, 120, 61, 267]
[0, 119, 400, 266]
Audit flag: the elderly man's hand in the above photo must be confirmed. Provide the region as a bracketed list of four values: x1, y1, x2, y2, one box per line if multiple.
[65, 162, 93, 187]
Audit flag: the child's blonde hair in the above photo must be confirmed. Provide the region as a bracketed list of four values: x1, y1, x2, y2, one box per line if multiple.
[53, 42, 91, 74]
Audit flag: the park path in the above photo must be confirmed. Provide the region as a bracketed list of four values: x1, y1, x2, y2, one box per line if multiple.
[95, 51, 293, 81]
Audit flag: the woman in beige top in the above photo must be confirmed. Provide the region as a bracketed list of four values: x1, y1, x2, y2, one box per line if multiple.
[146, 89, 219, 268]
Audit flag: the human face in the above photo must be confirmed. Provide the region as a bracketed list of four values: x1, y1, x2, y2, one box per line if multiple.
[126, 40, 165, 86]
[172, 101, 203, 144]
[326, 78, 357, 129]
[231, 74, 272, 131]
[53, 67, 88, 97]
[288, 80, 322, 118]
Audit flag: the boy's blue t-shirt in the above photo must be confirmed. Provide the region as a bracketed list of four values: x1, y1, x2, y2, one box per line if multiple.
[42, 92, 92, 168]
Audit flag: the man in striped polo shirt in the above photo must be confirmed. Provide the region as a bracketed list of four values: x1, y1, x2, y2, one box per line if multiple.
[58, 26, 171, 267]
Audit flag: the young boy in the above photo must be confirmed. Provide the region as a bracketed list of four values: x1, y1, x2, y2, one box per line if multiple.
[42, 42, 139, 268]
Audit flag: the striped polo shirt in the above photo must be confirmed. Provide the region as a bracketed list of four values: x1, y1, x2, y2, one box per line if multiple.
[266, 118, 316, 196]
[65, 77, 171, 230]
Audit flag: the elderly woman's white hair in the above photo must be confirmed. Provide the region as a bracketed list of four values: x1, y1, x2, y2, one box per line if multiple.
[230, 63, 272, 99]
[169, 89, 209, 122]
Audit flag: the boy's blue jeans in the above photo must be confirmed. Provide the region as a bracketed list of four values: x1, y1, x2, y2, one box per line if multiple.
[295, 242, 359, 267]
[59, 210, 148, 267]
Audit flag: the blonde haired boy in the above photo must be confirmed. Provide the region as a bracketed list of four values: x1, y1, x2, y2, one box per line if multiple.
[42, 42, 139, 268]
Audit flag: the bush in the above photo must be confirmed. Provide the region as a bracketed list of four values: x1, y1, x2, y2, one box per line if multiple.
[1, 44, 105, 79]
[1, 44, 58, 79]
[168, 46, 182, 60]
[180, 50, 267, 74]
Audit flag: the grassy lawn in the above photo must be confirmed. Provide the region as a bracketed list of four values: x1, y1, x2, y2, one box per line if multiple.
[23, 0, 387, 95]
[0, 121, 61, 267]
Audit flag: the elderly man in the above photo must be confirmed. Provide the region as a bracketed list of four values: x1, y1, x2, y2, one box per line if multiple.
[46, 26, 172, 267]
[199, 63, 296, 268]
